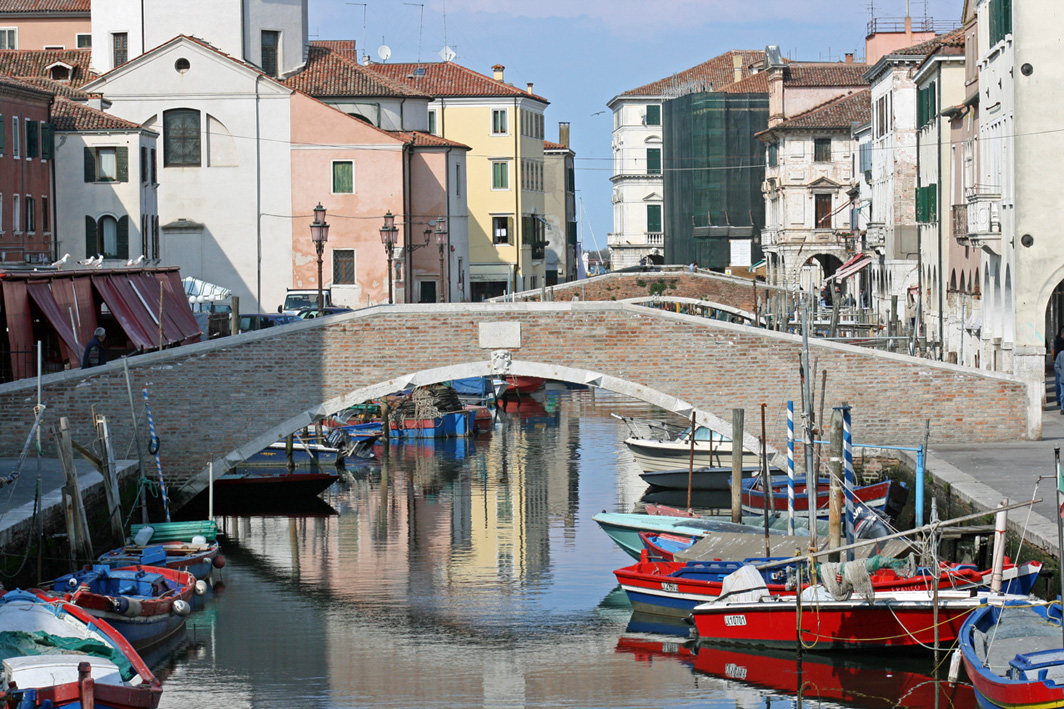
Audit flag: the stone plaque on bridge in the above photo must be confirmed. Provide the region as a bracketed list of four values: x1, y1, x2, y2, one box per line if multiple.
[479, 322, 521, 349]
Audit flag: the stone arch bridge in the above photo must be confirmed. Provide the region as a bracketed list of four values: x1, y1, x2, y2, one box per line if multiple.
[0, 302, 1037, 510]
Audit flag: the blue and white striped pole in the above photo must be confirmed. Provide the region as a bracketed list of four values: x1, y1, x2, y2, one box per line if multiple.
[787, 400, 795, 536]
[841, 404, 854, 558]
[143, 388, 171, 522]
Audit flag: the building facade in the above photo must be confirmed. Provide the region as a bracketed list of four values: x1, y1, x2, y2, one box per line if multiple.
[0, 76, 53, 265]
[0, 0, 90, 51]
[543, 123, 576, 286]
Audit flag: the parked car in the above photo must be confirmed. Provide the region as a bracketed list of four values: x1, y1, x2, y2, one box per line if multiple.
[238, 313, 302, 332]
[296, 306, 354, 320]
[280, 289, 332, 315]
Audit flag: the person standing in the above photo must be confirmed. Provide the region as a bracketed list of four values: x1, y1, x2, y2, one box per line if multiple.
[1053, 326, 1064, 407]
[82, 327, 107, 369]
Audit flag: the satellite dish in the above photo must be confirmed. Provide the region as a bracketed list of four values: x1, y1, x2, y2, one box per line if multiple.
[439, 45, 456, 62]
[377, 44, 392, 61]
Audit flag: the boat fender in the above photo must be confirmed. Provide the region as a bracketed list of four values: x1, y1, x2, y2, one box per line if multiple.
[66, 577, 80, 591]
[194, 580, 208, 596]
[120, 597, 142, 618]
[172, 600, 191, 617]
[191, 535, 207, 546]
[947, 648, 962, 685]
[133, 526, 154, 546]
[213, 555, 226, 569]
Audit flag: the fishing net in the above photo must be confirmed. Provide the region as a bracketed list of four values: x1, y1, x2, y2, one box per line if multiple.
[819, 560, 875, 602]
[0, 630, 135, 681]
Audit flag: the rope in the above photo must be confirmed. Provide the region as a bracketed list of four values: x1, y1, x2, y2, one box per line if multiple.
[0, 476, 40, 580]
[1013, 477, 1040, 565]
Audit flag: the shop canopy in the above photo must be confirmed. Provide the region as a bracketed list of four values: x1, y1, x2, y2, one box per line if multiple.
[1, 267, 202, 380]
[826, 254, 872, 282]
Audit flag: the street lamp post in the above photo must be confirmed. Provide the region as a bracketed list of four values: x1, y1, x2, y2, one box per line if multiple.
[310, 203, 330, 312]
[434, 216, 448, 302]
[379, 211, 398, 304]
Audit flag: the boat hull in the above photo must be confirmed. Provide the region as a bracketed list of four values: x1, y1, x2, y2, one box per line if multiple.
[625, 438, 734, 472]
[593, 512, 770, 560]
[215, 468, 339, 501]
[98, 542, 220, 581]
[640, 466, 758, 491]
[740, 477, 892, 517]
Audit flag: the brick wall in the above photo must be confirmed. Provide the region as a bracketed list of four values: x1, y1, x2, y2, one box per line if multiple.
[518, 271, 786, 313]
[0, 302, 1032, 509]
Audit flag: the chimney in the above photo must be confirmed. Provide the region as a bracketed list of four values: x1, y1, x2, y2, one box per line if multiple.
[527, 82, 534, 94]
[732, 53, 743, 83]
[559, 122, 570, 148]
[492, 64, 504, 82]
[845, 52, 854, 63]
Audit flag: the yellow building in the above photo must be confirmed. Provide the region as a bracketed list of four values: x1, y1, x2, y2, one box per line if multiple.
[374, 62, 550, 299]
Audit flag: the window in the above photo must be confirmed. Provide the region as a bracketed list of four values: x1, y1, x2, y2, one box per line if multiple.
[84, 146, 128, 182]
[418, 280, 437, 303]
[646, 204, 662, 233]
[112, 32, 128, 67]
[261, 30, 280, 77]
[813, 138, 831, 162]
[566, 166, 575, 193]
[646, 147, 661, 175]
[141, 214, 148, 256]
[989, 0, 1012, 45]
[768, 142, 778, 168]
[163, 109, 201, 166]
[645, 104, 661, 126]
[12, 194, 19, 232]
[455, 164, 461, 196]
[25, 119, 38, 159]
[332, 161, 353, 193]
[152, 215, 159, 259]
[12, 116, 19, 159]
[0, 193, 3, 232]
[491, 108, 508, 135]
[0, 28, 15, 50]
[24, 196, 34, 233]
[333, 249, 355, 284]
[814, 193, 833, 228]
[428, 110, 437, 136]
[40, 122, 53, 160]
[150, 148, 157, 183]
[0, 113, 4, 154]
[86, 215, 129, 259]
[491, 160, 508, 190]
[49, 64, 69, 81]
[492, 216, 511, 244]
[917, 82, 937, 128]
[76, 33, 91, 48]
[141, 146, 148, 183]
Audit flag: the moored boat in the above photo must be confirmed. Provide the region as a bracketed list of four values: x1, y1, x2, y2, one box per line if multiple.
[739, 474, 897, 517]
[502, 375, 545, 395]
[640, 465, 762, 491]
[98, 520, 223, 580]
[0, 589, 163, 708]
[593, 511, 782, 559]
[37, 565, 196, 653]
[959, 599, 1064, 709]
[215, 465, 340, 502]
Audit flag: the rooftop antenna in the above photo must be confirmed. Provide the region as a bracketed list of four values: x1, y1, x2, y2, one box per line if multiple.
[439, 0, 455, 62]
[377, 36, 391, 62]
[346, 2, 367, 63]
[404, 2, 424, 65]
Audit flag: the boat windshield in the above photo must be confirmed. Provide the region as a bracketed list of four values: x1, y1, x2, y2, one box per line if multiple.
[681, 427, 729, 443]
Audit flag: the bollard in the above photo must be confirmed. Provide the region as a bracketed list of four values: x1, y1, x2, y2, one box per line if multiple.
[731, 409, 745, 524]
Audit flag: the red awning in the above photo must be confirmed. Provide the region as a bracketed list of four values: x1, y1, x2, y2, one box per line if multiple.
[160, 271, 202, 343]
[123, 273, 184, 347]
[827, 254, 872, 282]
[26, 281, 82, 367]
[92, 275, 157, 350]
[2, 280, 34, 380]
[52, 276, 99, 351]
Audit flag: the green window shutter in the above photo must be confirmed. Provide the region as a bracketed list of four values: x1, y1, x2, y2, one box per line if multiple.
[929, 184, 937, 221]
[25, 120, 38, 158]
[647, 204, 662, 232]
[646, 105, 661, 126]
[40, 123, 53, 159]
[332, 161, 353, 193]
[116, 146, 128, 182]
[117, 216, 129, 258]
[647, 148, 661, 175]
[0, 114, 5, 154]
[84, 147, 96, 182]
[84, 216, 97, 257]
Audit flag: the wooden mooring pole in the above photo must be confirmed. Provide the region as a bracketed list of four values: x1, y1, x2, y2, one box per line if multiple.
[731, 409, 744, 524]
[827, 409, 843, 562]
[56, 418, 92, 562]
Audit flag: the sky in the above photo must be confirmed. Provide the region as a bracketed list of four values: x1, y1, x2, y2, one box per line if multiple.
[308, 0, 964, 253]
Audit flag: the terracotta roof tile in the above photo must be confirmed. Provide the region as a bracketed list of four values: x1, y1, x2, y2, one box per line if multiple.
[763, 89, 871, 133]
[782, 63, 869, 87]
[716, 70, 771, 94]
[370, 61, 548, 103]
[0, 49, 94, 86]
[12, 74, 89, 98]
[51, 95, 147, 132]
[0, 73, 52, 97]
[403, 130, 470, 149]
[891, 27, 966, 56]
[285, 44, 429, 98]
[0, 0, 89, 13]
[543, 140, 567, 150]
[619, 50, 767, 97]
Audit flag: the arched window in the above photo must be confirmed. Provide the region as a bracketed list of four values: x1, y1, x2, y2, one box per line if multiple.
[163, 108, 201, 167]
[84, 214, 129, 259]
[950, 270, 957, 292]
[960, 272, 966, 293]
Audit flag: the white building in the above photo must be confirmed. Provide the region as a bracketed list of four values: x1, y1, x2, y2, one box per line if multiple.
[90, 0, 307, 77]
[606, 50, 766, 270]
[543, 123, 576, 285]
[51, 94, 158, 267]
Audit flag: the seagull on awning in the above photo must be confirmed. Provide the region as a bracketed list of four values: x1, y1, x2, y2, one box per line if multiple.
[126, 254, 146, 267]
[50, 253, 70, 268]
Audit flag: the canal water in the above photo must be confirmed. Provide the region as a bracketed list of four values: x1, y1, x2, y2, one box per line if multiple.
[158, 388, 974, 708]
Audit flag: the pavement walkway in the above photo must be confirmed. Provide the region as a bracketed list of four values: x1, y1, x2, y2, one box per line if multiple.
[930, 375, 1064, 555]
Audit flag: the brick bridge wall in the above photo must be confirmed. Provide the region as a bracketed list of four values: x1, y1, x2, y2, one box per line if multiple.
[517, 271, 785, 313]
[0, 302, 1036, 509]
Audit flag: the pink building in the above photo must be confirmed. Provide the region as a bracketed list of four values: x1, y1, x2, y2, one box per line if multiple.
[0, 75, 53, 265]
[0, 0, 91, 51]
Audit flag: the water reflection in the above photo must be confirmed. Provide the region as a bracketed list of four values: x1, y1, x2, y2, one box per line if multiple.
[155, 390, 967, 708]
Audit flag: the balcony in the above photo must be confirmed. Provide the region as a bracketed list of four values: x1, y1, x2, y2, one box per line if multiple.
[965, 185, 1002, 253]
[865, 223, 886, 249]
[646, 232, 664, 246]
[607, 232, 663, 247]
[951, 204, 967, 240]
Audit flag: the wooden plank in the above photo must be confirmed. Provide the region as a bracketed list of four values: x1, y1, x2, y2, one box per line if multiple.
[57, 417, 93, 561]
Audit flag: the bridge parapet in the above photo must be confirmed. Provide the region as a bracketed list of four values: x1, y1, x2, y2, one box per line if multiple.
[0, 302, 1036, 509]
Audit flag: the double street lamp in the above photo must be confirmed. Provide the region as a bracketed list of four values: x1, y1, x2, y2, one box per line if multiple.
[310, 203, 330, 312]
[433, 217, 448, 302]
[379, 211, 398, 304]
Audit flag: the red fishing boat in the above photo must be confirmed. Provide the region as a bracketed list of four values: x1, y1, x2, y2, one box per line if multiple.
[502, 376, 545, 395]
[617, 554, 1041, 621]
[740, 475, 894, 517]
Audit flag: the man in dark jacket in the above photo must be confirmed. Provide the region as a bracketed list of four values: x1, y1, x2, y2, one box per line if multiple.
[82, 327, 107, 368]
